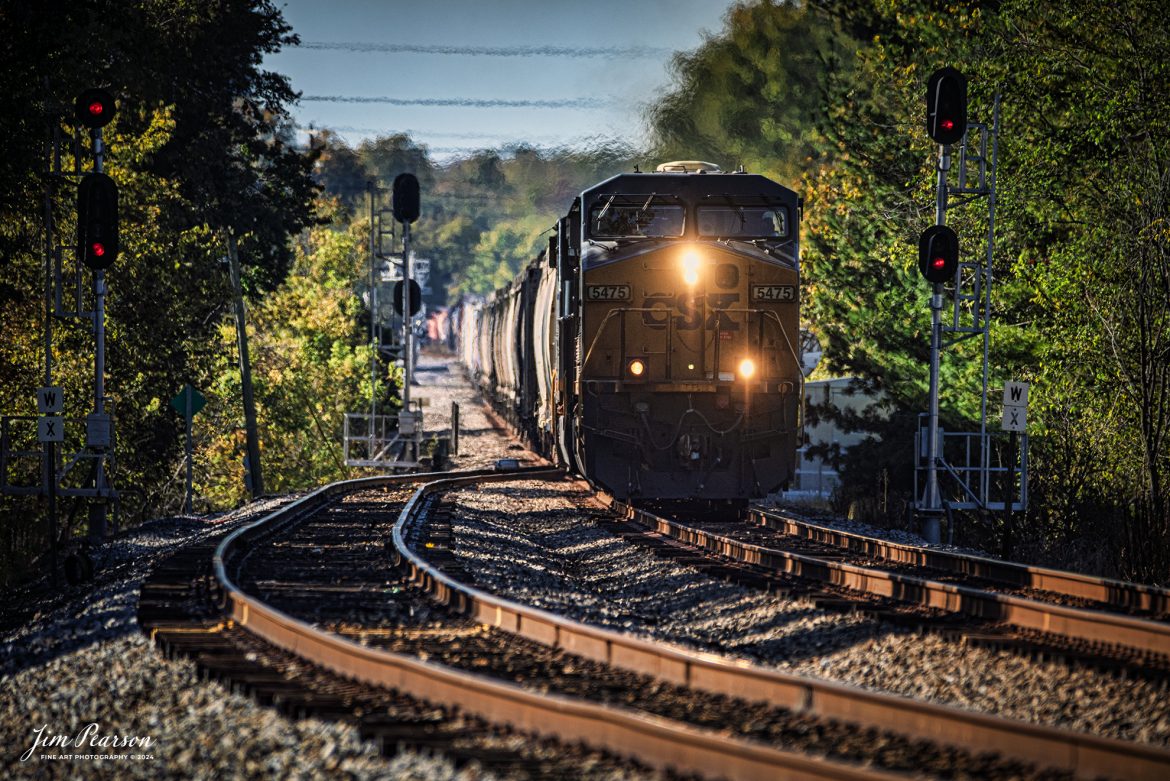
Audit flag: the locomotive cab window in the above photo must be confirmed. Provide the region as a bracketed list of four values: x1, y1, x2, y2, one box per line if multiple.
[696, 205, 788, 239]
[589, 195, 684, 239]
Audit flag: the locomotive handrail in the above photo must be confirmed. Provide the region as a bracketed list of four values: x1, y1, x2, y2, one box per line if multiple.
[581, 305, 801, 391]
[580, 306, 656, 371]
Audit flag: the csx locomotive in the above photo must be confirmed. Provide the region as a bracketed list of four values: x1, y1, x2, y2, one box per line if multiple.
[455, 161, 802, 506]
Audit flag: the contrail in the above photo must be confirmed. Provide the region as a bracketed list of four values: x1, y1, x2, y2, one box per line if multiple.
[301, 95, 614, 109]
[299, 41, 671, 59]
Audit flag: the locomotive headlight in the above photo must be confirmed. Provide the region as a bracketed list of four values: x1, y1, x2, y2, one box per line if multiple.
[628, 359, 646, 377]
[681, 248, 703, 286]
[738, 358, 757, 380]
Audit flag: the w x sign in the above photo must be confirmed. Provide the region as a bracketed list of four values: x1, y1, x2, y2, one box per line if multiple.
[38, 416, 65, 443]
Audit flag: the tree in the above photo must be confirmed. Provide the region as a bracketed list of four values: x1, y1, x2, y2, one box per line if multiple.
[0, 0, 317, 581]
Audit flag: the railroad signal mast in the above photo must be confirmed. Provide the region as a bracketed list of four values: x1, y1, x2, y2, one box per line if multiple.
[343, 173, 424, 468]
[0, 86, 122, 583]
[916, 68, 1027, 544]
[75, 88, 119, 544]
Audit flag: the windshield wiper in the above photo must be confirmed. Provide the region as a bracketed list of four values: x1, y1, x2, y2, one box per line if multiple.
[632, 193, 656, 226]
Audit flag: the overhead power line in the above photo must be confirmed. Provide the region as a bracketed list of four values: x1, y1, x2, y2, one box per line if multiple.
[300, 125, 576, 141]
[298, 41, 671, 59]
[301, 95, 615, 109]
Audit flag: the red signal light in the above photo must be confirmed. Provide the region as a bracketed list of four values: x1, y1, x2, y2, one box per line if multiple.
[918, 225, 959, 284]
[77, 172, 119, 269]
[925, 67, 967, 145]
[75, 88, 117, 129]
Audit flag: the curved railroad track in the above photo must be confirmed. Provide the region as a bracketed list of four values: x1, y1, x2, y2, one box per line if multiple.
[397, 474, 1170, 780]
[139, 469, 894, 780]
[137, 465, 1170, 780]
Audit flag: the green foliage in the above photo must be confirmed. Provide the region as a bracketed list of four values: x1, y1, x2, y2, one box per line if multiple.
[457, 215, 553, 296]
[312, 135, 638, 304]
[649, 0, 1170, 579]
[650, 0, 843, 184]
[198, 224, 375, 507]
[0, 0, 318, 583]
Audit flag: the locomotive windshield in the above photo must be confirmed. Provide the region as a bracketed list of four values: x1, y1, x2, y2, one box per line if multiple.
[589, 194, 684, 239]
[696, 205, 789, 239]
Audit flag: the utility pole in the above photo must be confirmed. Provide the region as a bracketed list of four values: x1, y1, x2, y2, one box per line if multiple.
[226, 232, 264, 498]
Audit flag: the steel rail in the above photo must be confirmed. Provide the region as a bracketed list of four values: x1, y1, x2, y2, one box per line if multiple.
[613, 500, 1170, 660]
[393, 475, 1170, 781]
[751, 506, 1170, 616]
[213, 468, 900, 781]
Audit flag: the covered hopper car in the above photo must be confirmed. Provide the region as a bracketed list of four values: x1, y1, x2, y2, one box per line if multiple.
[456, 161, 803, 507]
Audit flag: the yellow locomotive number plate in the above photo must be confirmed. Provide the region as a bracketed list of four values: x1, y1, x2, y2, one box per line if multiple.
[586, 284, 631, 301]
[750, 284, 797, 303]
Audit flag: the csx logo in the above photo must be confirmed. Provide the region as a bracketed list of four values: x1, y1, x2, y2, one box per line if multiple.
[641, 293, 740, 331]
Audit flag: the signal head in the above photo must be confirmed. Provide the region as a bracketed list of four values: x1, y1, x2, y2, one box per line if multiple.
[77, 173, 120, 269]
[392, 173, 421, 224]
[918, 224, 959, 284]
[926, 67, 967, 146]
[75, 88, 117, 129]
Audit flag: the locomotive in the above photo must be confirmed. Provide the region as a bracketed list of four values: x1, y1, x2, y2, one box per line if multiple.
[455, 162, 803, 507]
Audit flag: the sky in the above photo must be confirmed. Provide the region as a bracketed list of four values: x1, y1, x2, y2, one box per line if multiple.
[263, 0, 739, 160]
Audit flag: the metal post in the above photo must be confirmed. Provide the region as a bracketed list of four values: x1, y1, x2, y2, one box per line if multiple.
[979, 96, 1001, 507]
[451, 401, 459, 455]
[43, 104, 58, 586]
[88, 127, 108, 542]
[922, 143, 951, 544]
[184, 390, 193, 514]
[1002, 430, 1017, 558]
[402, 221, 413, 413]
[368, 181, 378, 440]
[226, 232, 264, 498]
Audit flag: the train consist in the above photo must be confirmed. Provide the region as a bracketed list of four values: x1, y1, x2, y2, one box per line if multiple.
[454, 162, 803, 507]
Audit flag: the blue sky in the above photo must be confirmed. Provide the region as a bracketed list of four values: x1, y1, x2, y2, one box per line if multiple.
[264, 0, 739, 159]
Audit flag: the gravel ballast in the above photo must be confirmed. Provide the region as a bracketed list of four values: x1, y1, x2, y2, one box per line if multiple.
[445, 479, 1170, 747]
[0, 353, 515, 780]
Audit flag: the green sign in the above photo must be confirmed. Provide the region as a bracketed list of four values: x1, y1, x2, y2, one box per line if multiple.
[170, 384, 206, 418]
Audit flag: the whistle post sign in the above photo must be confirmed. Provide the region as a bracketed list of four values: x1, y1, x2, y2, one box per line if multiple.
[1001, 381, 1030, 433]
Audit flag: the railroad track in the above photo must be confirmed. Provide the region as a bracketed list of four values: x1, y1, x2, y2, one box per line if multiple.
[399, 474, 1170, 781]
[136, 467, 1170, 780]
[599, 499, 1170, 676]
[749, 506, 1170, 618]
[139, 469, 900, 780]
[139, 470, 664, 780]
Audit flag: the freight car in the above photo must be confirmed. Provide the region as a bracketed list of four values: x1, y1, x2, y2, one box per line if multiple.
[458, 161, 802, 507]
